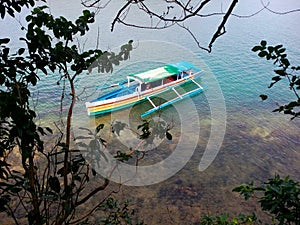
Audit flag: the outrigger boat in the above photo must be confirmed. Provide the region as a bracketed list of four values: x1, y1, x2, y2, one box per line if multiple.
[85, 61, 206, 118]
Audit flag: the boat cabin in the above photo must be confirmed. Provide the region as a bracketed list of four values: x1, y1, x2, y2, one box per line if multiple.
[126, 62, 197, 94]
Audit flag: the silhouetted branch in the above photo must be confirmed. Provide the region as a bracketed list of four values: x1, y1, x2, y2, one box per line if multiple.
[75, 178, 110, 206]
[81, 0, 112, 9]
[81, 1, 241, 52]
[176, 23, 211, 52]
[207, 0, 238, 53]
[82, 1, 300, 52]
[260, 0, 300, 15]
[111, 0, 133, 32]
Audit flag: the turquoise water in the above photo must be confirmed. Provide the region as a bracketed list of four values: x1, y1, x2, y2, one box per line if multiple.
[1, 0, 300, 224]
[2, 0, 299, 121]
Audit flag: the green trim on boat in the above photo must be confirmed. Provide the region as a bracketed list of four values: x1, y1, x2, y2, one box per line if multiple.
[127, 66, 175, 83]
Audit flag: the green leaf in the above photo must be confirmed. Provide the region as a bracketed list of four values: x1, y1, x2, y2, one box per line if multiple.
[267, 46, 274, 53]
[37, 127, 46, 136]
[18, 48, 25, 55]
[274, 69, 286, 76]
[7, 7, 14, 17]
[0, 38, 10, 45]
[281, 58, 290, 67]
[25, 15, 32, 22]
[40, 67, 47, 75]
[252, 45, 262, 52]
[258, 50, 268, 57]
[114, 151, 132, 162]
[92, 168, 97, 176]
[95, 123, 104, 134]
[260, 40, 267, 47]
[274, 44, 283, 50]
[49, 176, 61, 193]
[260, 94, 268, 101]
[232, 183, 254, 200]
[271, 76, 281, 82]
[166, 131, 172, 140]
[45, 127, 53, 134]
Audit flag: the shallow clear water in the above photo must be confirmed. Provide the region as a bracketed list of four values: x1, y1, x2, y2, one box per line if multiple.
[1, 0, 300, 224]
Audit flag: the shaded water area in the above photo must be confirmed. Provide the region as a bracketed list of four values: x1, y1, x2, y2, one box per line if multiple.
[1, 0, 300, 224]
[78, 98, 300, 224]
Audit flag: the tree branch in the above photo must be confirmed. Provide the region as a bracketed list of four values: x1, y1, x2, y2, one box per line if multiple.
[208, 0, 239, 52]
[111, 0, 134, 32]
[176, 23, 211, 52]
[260, 0, 300, 15]
[82, 0, 300, 53]
[75, 178, 110, 206]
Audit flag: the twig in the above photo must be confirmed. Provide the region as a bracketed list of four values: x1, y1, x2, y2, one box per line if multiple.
[260, 0, 300, 15]
[75, 178, 110, 206]
[207, 0, 238, 52]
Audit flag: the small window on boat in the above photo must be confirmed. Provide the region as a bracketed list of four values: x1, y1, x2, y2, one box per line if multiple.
[141, 83, 147, 91]
[141, 80, 163, 91]
[151, 80, 162, 88]
[141, 83, 154, 91]
[163, 75, 177, 84]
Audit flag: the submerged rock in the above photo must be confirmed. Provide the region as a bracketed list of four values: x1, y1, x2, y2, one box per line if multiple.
[250, 126, 271, 139]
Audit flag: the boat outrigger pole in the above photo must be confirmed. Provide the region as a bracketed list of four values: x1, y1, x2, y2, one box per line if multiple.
[141, 78, 206, 118]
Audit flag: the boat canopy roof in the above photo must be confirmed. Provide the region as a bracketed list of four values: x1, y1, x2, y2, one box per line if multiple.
[127, 61, 199, 83]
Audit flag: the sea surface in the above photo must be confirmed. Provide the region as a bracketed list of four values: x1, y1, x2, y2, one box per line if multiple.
[1, 0, 300, 224]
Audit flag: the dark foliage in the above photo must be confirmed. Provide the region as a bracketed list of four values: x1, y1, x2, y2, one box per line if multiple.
[253, 40, 300, 119]
[233, 175, 300, 225]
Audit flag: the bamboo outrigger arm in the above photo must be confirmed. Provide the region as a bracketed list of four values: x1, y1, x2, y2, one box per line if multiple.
[141, 80, 207, 118]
